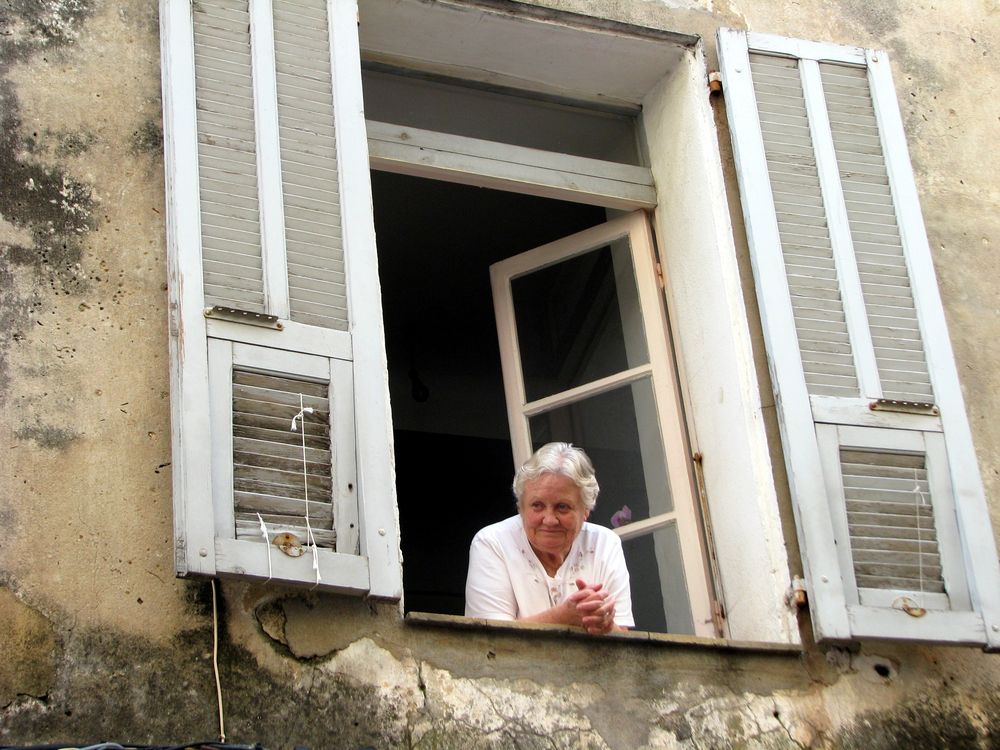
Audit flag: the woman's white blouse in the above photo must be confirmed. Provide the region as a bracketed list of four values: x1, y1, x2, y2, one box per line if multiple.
[464, 515, 635, 627]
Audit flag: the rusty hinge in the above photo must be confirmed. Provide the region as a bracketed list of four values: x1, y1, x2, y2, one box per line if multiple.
[708, 71, 723, 95]
[168, 301, 180, 338]
[712, 601, 726, 634]
[654, 262, 665, 289]
[785, 576, 808, 609]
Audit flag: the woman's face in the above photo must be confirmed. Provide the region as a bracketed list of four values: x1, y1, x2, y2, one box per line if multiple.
[519, 472, 590, 560]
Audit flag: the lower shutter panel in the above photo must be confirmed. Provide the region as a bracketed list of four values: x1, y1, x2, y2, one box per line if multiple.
[840, 448, 944, 597]
[232, 369, 336, 547]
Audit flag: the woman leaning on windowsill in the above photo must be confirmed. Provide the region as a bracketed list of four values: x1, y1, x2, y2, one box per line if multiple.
[464, 442, 633, 635]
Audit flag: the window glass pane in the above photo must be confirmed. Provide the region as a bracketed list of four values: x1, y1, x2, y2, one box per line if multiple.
[622, 524, 695, 634]
[513, 240, 649, 402]
[362, 69, 641, 165]
[528, 378, 672, 527]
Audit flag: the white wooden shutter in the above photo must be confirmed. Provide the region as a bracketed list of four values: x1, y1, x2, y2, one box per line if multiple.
[718, 30, 1000, 648]
[161, 0, 400, 597]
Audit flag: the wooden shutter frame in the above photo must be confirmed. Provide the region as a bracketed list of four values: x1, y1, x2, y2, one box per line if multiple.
[160, 0, 401, 598]
[718, 29, 1000, 648]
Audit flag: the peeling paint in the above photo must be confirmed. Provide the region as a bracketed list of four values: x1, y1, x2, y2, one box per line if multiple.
[413, 664, 607, 749]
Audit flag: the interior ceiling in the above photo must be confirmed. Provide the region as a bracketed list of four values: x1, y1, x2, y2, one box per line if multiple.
[358, 0, 694, 108]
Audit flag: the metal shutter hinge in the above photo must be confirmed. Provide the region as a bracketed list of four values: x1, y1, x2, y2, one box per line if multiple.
[708, 71, 723, 95]
[785, 576, 808, 609]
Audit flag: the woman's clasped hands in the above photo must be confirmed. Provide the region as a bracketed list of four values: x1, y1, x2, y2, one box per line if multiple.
[565, 578, 618, 634]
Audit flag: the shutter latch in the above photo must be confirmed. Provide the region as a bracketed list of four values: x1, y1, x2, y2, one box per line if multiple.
[892, 596, 927, 618]
[204, 305, 283, 330]
[869, 399, 938, 416]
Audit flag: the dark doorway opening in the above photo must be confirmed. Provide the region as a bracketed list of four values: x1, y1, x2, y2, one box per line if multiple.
[371, 170, 607, 614]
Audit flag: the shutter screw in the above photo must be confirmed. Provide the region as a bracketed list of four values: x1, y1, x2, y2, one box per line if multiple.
[199, 548, 208, 557]
[378, 528, 386, 536]
[821, 575, 829, 583]
[993, 624, 999, 632]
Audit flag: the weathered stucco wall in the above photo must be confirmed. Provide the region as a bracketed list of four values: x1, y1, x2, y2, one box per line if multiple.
[2, 1, 999, 748]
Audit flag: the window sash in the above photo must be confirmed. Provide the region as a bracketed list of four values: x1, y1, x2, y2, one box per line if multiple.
[490, 211, 715, 638]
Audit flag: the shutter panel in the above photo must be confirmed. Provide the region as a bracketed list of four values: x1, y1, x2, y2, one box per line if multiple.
[231, 369, 336, 546]
[819, 61, 933, 403]
[193, 0, 265, 312]
[840, 450, 943, 595]
[719, 30, 1000, 648]
[161, 0, 399, 596]
[208, 340, 364, 589]
[272, 0, 349, 330]
[749, 53, 859, 399]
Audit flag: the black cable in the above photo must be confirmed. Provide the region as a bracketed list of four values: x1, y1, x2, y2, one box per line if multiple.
[0, 743, 268, 750]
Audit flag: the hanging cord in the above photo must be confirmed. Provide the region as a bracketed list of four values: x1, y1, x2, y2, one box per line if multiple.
[210, 579, 227, 743]
[913, 466, 926, 610]
[257, 512, 272, 582]
[895, 465, 929, 617]
[291, 397, 322, 587]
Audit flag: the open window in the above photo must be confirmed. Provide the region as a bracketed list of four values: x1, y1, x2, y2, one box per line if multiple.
[162, 0, 802, 643]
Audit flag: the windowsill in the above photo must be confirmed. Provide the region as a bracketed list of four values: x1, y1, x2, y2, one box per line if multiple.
[405, 611, 803, 654]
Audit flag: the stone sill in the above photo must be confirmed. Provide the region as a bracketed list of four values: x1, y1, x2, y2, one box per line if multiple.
[405, 611, 803, 655]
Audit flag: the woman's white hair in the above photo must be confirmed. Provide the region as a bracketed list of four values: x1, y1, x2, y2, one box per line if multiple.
[512, 442, 600, 511]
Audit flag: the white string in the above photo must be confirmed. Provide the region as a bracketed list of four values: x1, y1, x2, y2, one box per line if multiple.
[292, 395, 322, 587]
[913, 466, 926, 610]
[256, 512, 272, 582]
[210, 579, 226, 743]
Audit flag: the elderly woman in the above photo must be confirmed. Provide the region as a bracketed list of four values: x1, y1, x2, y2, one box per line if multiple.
[465, 442, 633, 634]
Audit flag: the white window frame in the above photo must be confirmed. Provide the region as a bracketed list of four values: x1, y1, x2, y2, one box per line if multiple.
[489, 211, 716, 637]
[360, 1, 800, 645]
